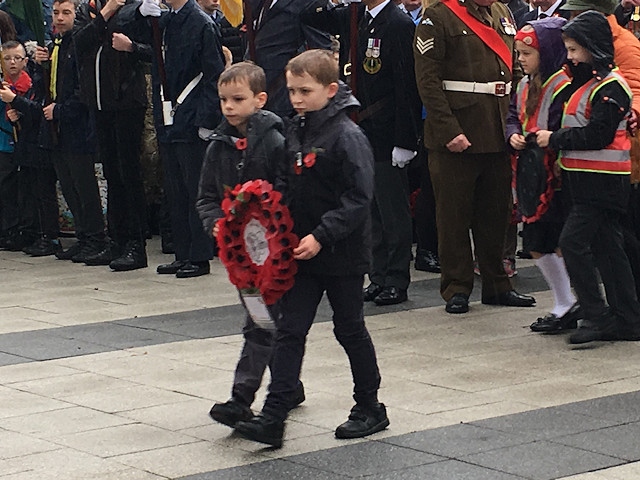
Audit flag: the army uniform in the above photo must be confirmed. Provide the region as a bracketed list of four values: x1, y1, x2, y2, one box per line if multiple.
[414, 0, 522, 302]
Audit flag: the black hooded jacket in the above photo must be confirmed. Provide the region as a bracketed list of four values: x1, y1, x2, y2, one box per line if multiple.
[287, 82, 374, 276]
[196, 109, 288, 236]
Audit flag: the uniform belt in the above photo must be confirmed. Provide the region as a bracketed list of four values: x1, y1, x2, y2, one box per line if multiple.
[442, 80, 512, 97]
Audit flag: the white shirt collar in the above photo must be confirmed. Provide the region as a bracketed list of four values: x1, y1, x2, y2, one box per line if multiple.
[539, 0, 563, 17]
[367, 0, 391, 19]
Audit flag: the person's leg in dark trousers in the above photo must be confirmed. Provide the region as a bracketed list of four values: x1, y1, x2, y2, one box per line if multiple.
[16, 166, 39, 242]
[0, 151, 18, 237]
[623, 184, 640, 300]
[326, 275, 381, 406]
[96, 108, 147, 250]
[160, 141, 213, 265]
[52, 150, 105, 244]
[413, 147, 440, 271]
[34, 164, 60, 240]
[560, 204, 611, 322]
[471, 153, 513, 300]
[261, 273, 323, 421]
[370, 158, 412, 294]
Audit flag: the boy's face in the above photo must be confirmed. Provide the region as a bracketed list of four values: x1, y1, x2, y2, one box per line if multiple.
[218, 79, 267, 131]
[286, 71, 338, 115]
[564, 38, 592, 66]
[2, 47, 27, 79]
[53, 1, 76, 35]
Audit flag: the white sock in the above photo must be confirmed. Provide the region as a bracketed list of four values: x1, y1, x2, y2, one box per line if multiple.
[535, 253, 576, 317]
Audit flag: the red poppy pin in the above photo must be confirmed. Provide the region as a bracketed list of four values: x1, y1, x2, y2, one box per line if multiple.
[235, 138, 247, 151]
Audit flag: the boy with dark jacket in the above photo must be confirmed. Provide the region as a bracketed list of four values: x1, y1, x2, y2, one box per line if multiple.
[536, 11, 640, 344]
[235, 49, 387, 449]
[196, 61, 303, 427]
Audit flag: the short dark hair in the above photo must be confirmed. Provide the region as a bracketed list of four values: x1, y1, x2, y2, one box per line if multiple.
[2, 40, 25, 55]
[218, 61, 266, 94]
[53, 0, 80, 8]
[286, 49, 338, 86]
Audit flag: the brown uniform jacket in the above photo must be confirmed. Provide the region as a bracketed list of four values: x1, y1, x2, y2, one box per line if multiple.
[414, 0, 522, 154]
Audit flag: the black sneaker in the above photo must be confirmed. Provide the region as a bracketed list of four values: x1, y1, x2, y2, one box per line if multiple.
[83, 242, 121, 266]
[56, 241, 84, 260]
[72, 241, 106, 264]
[209, 399, 253, 428]
[23, 237, 62, 257]
[235, 414, 284, 448]
[109, 241, 147, 271]
[335, 403, 390, 439]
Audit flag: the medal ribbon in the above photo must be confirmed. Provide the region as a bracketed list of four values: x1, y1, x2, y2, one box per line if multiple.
[441, 0, 513, 73]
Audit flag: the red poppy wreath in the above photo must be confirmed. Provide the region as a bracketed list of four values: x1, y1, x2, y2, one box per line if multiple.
[216, 179, 298, 305]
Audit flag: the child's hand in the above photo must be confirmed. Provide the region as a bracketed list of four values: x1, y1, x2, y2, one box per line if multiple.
[509, 134, 526, 150]
[43, 103, 56, 121]
[293, 234, 322, 260]
[0, 83, 16, 104]
[536, 130, 552, 148]
[6, 109, 20, 122]
[34, 45, 49, 64]
[212, 224, 219, 238]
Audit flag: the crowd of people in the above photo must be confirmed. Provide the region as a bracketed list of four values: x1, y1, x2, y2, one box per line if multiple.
[1, 0, 640, 448]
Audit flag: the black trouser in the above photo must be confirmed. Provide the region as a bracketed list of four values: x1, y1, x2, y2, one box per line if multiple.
[429, 150, 513, 301]
[96, 108, 147, 247]
[370, 155, 412, 290]
[412, 146, 438, 253]
[52, 150, 104, 242]
[159, 140, 213, 263]
[0, 151, 18, 233]
[560, 201, 640, 328]
[623, 184, 640, 300]
[17, 164, 59, 238]
[263, 273, 381, 421]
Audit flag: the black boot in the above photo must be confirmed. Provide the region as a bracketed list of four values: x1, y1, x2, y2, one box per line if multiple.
[235, 414, 285, 448]
[56, 241, 85, 260]
[23, 236, 62, 257]
[335, 403, 390, 439]
[109, 241, 148, 271]
[209, 398, 253, 428]
[83, 241, 121, 266]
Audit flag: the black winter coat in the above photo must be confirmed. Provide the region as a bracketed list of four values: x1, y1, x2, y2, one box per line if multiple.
[287, 82, 374, 276]
[119, 0, 225, 143]
[196, 110, 288, 236]
[73, 0, 150, 111]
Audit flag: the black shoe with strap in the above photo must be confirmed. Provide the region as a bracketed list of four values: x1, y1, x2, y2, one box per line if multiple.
[235, 413, 285, 448]
[530, 303, 582, 333]
[335, 403, 390, 439]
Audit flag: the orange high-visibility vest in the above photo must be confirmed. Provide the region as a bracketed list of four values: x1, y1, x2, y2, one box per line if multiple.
[516, 69, 571, 134]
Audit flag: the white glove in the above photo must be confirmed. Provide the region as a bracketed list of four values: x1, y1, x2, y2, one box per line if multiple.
[391, 147, 416, 168]
[198, 127, 215, 140]
[139, 0, 162, 17]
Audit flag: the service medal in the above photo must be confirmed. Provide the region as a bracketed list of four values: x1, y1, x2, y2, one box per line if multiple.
[365, 38, 374, 58]
[363, 57, 382, 74]
[372, 38, 381, 58]
[633, 6, 640, 21]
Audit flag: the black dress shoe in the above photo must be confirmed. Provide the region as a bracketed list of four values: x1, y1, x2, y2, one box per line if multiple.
[363, 283, 383, 302]
[569, 310, 621, 344]
[176, 260, 210, 278]
[373, 286, 408, 306]
[56, 241, 84, 260]
[235, 414, 284, 448]
[110, 241, 148, 271]
[482, 290, 536, 307]
[335, 403, 389, 439]
[209, 399, 253, 428]
[445, 293, 469, 314]
[414, 249, 441, 273]
[156, 260, 187, 274]
[530, 303, 582, 333]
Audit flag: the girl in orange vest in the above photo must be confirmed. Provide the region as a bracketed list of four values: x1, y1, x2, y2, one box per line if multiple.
[506, 17, 582, 333]
[536, 11, 640, 344]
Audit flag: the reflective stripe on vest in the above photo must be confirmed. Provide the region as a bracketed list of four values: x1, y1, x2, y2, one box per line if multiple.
[516, 69, 571, 133]
[558, 70, 632, 174]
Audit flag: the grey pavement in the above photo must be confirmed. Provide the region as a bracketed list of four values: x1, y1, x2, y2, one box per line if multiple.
[1, 236, 640, 480]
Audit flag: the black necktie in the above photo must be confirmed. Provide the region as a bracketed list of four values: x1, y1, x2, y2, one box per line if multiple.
[359, 11, 373, 31]
[539, 12, 548, 18]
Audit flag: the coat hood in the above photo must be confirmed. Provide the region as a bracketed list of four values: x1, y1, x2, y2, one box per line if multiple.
[212, 109, 284, 143]
[562, 11, 615, 77]
[526, 17, 568, 81]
